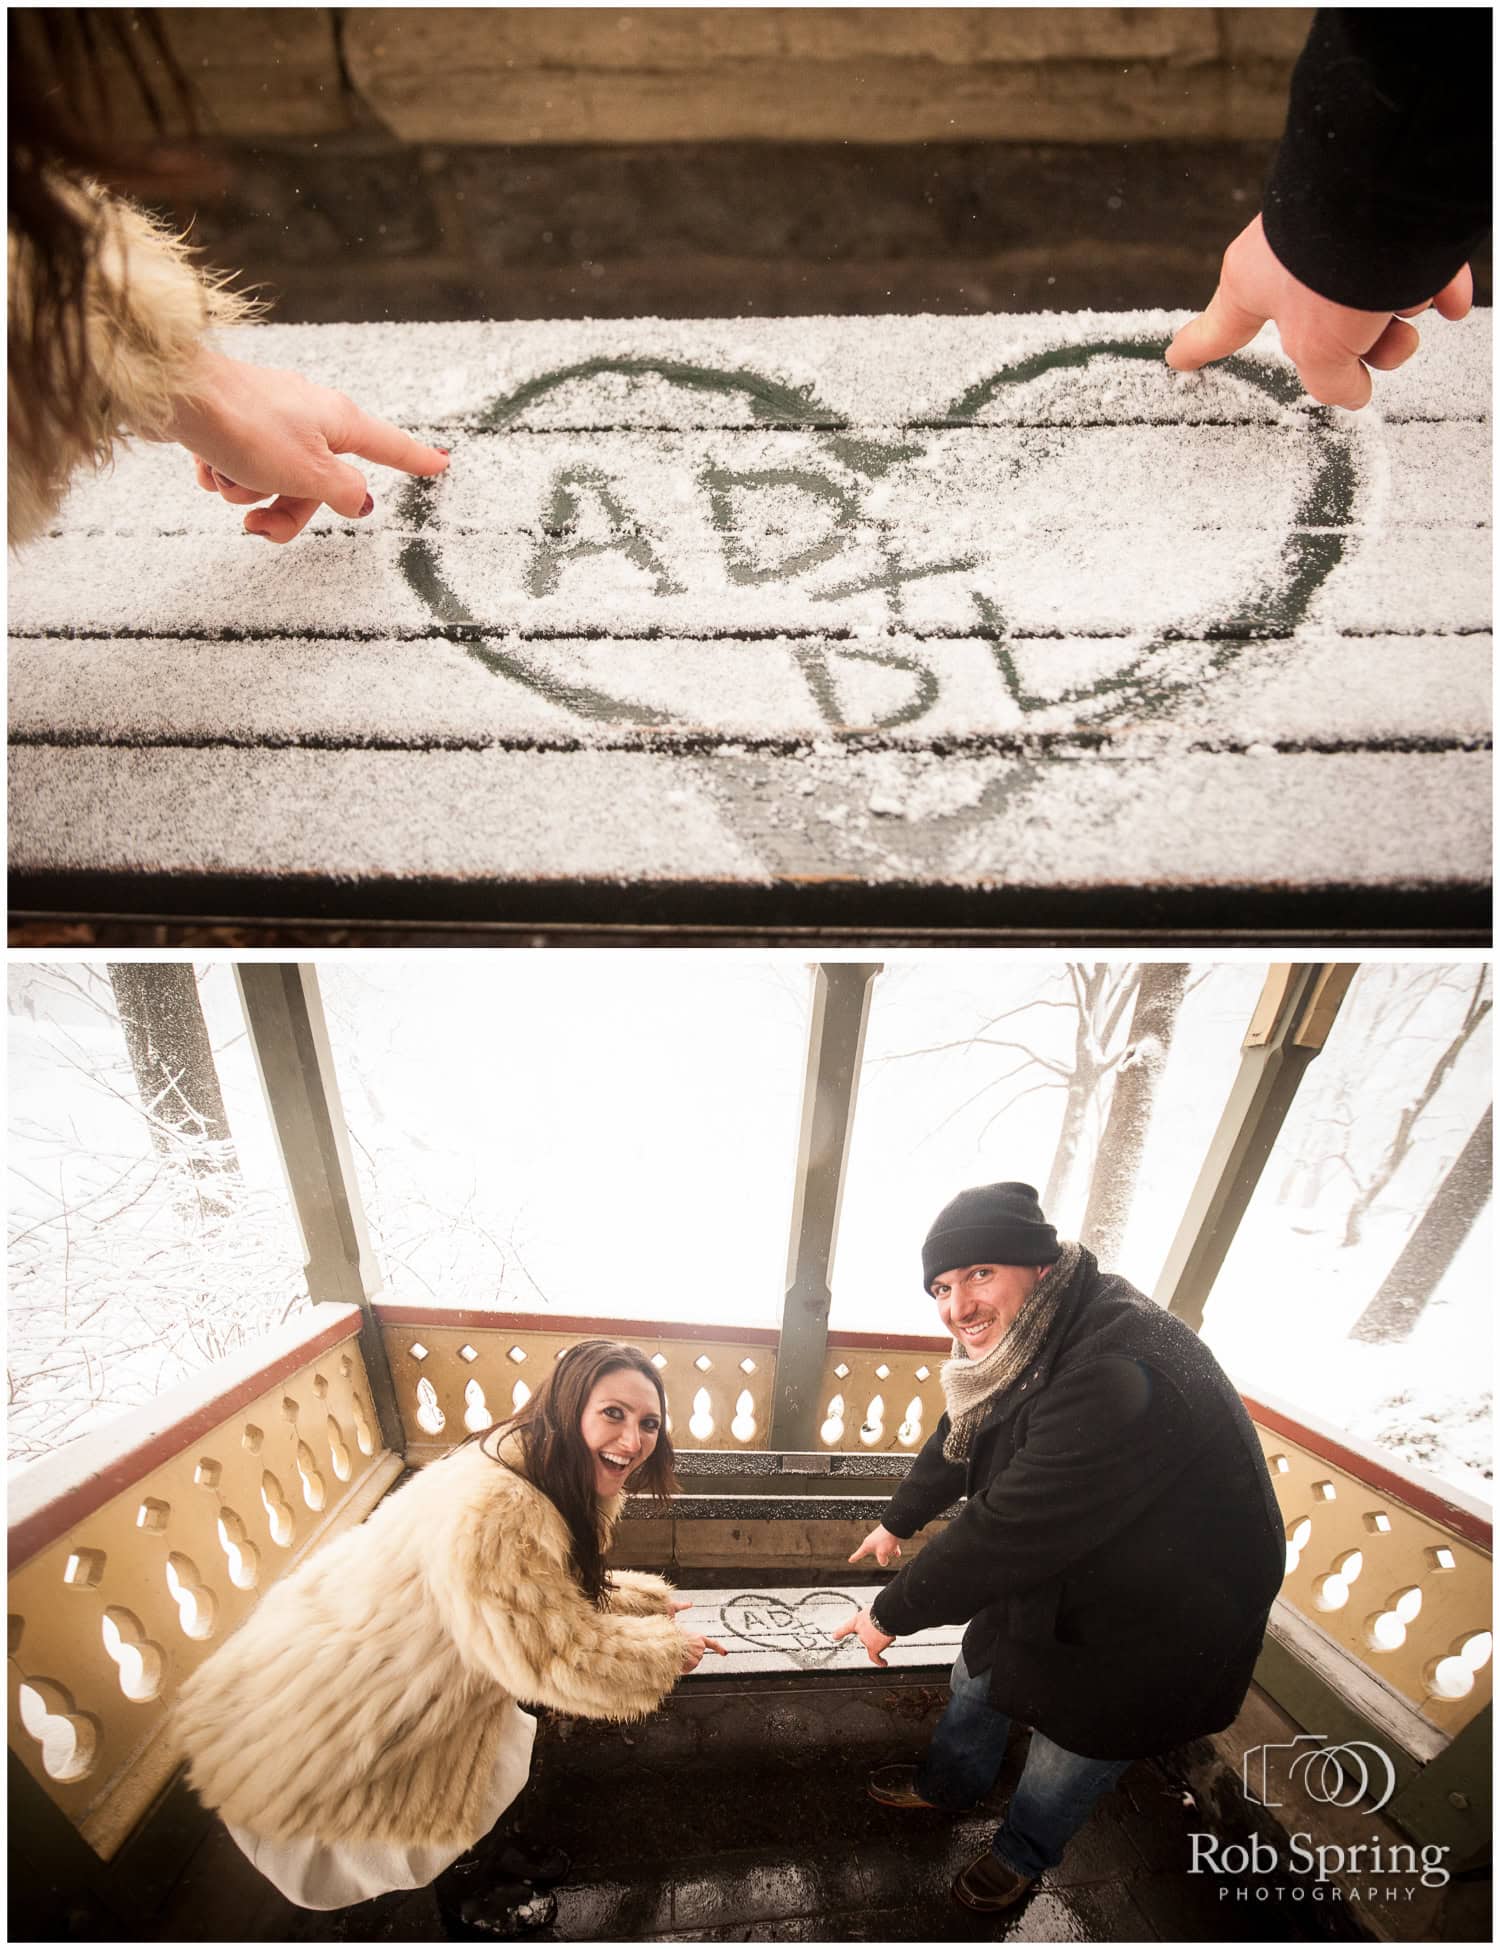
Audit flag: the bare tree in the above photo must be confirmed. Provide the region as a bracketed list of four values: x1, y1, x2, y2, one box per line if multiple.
[1080, 964, 1191, 1265]
[316, 966, 558, 1308]
[1041, 966, 1143, 1221]
[1339, 966, 1490, 1248]
[1347, 1104, 1492, 1344]
[1274, 965, 1457, 1213]
[874, 964, 1145, 1233]
[9, 965, 307, 1463]
[107, 963, 239, 1208]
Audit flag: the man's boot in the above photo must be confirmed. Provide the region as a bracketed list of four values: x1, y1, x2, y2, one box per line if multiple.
[951, 1849, 1035, 1913]
[867, 1764, 941, 1809]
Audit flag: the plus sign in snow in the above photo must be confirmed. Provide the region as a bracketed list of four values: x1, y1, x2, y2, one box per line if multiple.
[7, 313, 1490, 930]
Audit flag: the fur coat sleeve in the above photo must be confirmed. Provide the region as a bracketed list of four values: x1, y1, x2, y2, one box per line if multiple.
[8, 176, 259, 547]
[171, 1439, 684, 1849]
[603, 1569, 677, 1617]
[431, 1455, 685, 1720]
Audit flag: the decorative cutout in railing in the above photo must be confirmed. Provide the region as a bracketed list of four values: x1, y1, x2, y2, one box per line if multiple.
[1250, 1420, 1491, 1737]
[815, 1338, 947, 1455]
[7, 1327, 390, 1855]
[375, 1308, 780, 1458]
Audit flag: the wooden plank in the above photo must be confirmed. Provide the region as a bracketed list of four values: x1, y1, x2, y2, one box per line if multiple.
[372, 1304, 782, 1345]
[10, 634, 1488, 746]
[9, 746, 1487, 883]
[342, 8, 1298, 144]
[9, 313, 1489, 934]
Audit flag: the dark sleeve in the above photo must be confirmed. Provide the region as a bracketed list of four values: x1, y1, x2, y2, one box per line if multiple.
[1261, 9, 1492, 309]
[870, 1358, 1194, 1639]
[879, 1415, 966, 1538]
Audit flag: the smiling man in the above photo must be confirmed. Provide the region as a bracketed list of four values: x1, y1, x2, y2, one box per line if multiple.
[832, 1182, 1285, 1915]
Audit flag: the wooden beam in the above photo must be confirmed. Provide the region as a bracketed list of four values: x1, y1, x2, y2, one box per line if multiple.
[770, 964, 881, 1448]
[234, 965, 404, 1453]
[1158, 964, 1356, 1332]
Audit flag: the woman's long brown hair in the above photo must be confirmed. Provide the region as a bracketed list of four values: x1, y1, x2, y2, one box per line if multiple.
[8, 10, 225, 469]
[479, 1338, 677, 1606]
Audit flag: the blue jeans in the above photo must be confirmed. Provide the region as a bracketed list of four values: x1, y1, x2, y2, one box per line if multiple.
[914, 1650, 1130, 1881]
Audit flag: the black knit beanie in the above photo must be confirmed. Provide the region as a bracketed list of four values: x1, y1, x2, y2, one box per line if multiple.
[921, 1182, 1060, 1291]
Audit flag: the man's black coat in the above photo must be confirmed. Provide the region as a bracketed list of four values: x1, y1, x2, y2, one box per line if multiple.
[869, 1248, 1286, 1761]
[1264, 10, 1490, 309]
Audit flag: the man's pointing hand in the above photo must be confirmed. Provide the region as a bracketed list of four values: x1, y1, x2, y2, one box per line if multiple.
[1166, 212, 1473, 411]
[832, 1607, 896, 1668]
[848, 1523, 904, 1569]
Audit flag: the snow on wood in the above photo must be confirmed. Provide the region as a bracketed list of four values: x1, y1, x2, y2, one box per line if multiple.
[7, 1301, 363, 1544]
[672, 1584, 961, 1676]
[8, 746, 1489, 886]
[7, 311, 1490, 913]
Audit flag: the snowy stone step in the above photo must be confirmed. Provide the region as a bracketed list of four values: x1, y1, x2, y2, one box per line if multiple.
[9, 313, 1490, 929]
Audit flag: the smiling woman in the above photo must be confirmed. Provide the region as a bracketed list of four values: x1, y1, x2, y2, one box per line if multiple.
[169, 1337, 720, 1934]
[479, 1339, 677, 1607]
[586, 1375, 663, 1491]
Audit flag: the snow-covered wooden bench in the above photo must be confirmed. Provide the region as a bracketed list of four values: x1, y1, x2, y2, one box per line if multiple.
[673, 1583, 960, 1679]
[9, 313, 1490, 937]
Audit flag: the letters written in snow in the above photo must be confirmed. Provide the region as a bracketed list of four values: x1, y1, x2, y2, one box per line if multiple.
[399, 345, 1351, 735]
[718, 1590, 863, 1669]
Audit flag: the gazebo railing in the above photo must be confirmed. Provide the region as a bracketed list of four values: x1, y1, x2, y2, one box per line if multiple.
[1243, 1389, 1491, 1740]
[8, 1304, 1490, 1865]
[7, 1304, 399, 1860]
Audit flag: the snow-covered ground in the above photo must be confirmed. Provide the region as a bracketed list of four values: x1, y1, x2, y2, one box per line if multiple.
[7, 967, 309, 1463]
[7, 957, 1491, 1503]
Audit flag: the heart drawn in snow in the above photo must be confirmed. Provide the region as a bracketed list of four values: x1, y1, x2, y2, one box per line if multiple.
[396, 343, 1354, 732]
[717, 1589, 865, 1668]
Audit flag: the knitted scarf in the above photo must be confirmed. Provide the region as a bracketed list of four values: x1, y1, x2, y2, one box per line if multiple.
[940, 1240, 1082, 1462]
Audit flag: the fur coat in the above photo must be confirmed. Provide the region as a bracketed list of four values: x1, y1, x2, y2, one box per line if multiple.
[8, 176, 258, 547]
[171, 1434, 684, 1850]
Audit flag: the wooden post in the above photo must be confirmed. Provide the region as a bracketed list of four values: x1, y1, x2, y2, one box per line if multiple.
[769, 963, 882, 1449]
[1158, 964, 1358, 1332]
[234, 964, 404, 1454]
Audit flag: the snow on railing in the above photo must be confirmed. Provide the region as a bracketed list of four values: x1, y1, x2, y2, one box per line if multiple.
[7, 1305, 399, 1858]
[371, 1304, 961, 1464]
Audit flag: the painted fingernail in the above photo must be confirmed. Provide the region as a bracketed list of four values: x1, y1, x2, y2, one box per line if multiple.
[436, 446, 451, 456]
[359, 493, 375, 516]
